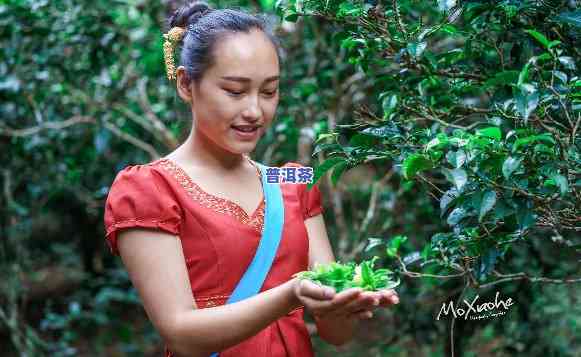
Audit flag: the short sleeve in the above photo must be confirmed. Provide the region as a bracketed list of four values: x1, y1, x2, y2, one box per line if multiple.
[103, 164, 183, 256]
[283, 162, 325, 220]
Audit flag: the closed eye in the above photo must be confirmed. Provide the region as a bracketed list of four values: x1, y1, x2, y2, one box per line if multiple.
[225, 89, 278, 97]
[225, 89, 243, 96]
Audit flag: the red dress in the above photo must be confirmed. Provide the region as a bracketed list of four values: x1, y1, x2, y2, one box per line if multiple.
[103, 156, 324, 357]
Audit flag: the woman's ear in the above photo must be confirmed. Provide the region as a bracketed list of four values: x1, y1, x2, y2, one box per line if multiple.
[176, 66, 192, 103]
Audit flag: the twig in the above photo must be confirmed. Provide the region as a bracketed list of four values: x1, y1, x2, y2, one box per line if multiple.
[478, 272, 581, 289]
[401, 103, 476, 130]
[0, 116, 95, 137]
[103, 121, 160, 160]
[360, 169, 395, 233]
[435, 69, 486, 81]
[571, 113, 580, 146]
[417, 174, 445, 195]
[396, 255, 467, 279]
[391, 0, 409, 40]
[113, 103, 155, 133]
[136, 78, 179, 150]
[548, 85, 574, 129]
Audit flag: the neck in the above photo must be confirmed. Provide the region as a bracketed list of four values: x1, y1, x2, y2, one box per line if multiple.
[176, 128, 248, 173]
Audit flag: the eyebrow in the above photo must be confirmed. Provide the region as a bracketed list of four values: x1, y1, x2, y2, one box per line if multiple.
[221, 75, 280, 83]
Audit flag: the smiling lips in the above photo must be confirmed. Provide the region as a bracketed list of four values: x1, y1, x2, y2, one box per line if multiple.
[231, 125, 261, 132]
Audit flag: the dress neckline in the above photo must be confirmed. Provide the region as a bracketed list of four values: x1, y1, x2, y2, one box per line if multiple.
[155, 155, 266, 225]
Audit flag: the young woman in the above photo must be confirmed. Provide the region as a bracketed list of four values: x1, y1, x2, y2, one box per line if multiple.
[104, 2, 399, 356]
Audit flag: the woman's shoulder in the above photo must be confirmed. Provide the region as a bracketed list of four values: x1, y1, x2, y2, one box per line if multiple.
[108, 159, 171, 193]
[113, 160, 154, 174]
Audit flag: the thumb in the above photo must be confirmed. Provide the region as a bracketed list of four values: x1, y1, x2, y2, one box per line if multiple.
[300, 280, 336, 300]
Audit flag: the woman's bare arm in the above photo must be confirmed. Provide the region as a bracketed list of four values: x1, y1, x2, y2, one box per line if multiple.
[117, 228, 301, 357]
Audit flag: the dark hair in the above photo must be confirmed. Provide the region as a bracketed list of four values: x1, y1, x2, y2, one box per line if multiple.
[168, 1, 282, 84]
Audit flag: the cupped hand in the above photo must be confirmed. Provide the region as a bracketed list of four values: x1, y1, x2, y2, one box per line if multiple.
[292, 278, 399, 320]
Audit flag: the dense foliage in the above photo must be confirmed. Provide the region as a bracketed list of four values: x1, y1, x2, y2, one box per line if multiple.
[1, 0, 579, 356]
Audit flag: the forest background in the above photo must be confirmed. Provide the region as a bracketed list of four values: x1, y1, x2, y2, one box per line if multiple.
[1, 0, 580, 356]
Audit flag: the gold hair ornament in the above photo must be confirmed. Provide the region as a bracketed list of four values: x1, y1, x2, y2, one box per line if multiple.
[162, 26, 187, 81]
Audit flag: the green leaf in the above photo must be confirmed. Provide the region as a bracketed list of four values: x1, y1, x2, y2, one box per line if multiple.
[484, 71, 519, 88]
[516, 203, 536, 230]
[437, 0, 457, 12]
[425, 134, 449, 151]
[361, 260, 373, 286]
[341, 37, 366, 50]
[446, 150, 467, 169]
[361, 123, 400, 138]
[312, 142, 342, 157]
[552, 70, 568, 84]
[558, 56, 576, 70]
[502, 157, 523, 180]
[349, 133, 378, 147]
[284, 11, 299, 22]
[547, 40, 561, 49]
[315, 133, 338, 144]
[365, 238, 384, 252]
[447, 207, 468, 226]
[513, 134, 555, 152]
[308, 157, 345, 189]
[331, 161, 350, 187]
[476, 127, 501, 140]
[407, 42, 427, 59]
[402, 154, 433, 179]
[551, 174, 569, 196]
[476, 248, 500, 281]
[337, 2, 364, 17]
[443, 168, 468, 190]
[440, 188, 459, 218]
[440, 24, 458, 34]
[524, 29, 551, 49]
[381, 94, 398, 118]
[515, 84, 539, 123]
[479, 190, 497, 222]
[386, 235, 408, 257]
[518, 59, 533, 87]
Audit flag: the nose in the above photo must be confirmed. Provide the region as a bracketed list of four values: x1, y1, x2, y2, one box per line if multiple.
[241, 94, 262, 121]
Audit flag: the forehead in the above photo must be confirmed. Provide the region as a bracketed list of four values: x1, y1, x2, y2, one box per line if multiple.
[208, 29, 279, 81]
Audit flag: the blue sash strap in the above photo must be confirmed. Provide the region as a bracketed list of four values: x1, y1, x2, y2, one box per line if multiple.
[210, 161, 285, 357]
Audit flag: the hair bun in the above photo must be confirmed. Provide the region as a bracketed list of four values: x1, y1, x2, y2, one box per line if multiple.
[169, 1, 213, 29]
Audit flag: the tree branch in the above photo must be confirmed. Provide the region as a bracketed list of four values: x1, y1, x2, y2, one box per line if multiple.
[103, 121, 160, 160]
[0, 116, 95, 137]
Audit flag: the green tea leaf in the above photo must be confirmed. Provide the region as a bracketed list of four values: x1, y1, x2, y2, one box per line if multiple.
[502, 157, 522, 180]
[403, 154, 433, 179]
[365, 238, 385, 252]
[476, 127, 502, 141]
[524, 29, 550, 49]
[479, 190, 497, 222]
[386, 235, 408, 257]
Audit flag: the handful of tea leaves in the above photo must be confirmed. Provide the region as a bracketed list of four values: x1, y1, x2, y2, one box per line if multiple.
[292, 256, 400, 293]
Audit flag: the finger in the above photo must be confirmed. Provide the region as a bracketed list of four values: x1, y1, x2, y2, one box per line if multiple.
[324, 287, 362, 306]
[301, 288, 362, 317]
[343, 292, 379, 314]
[377, 289, 399, 307]
[299, 279, 336, 300]
[354, 310, 373, 320]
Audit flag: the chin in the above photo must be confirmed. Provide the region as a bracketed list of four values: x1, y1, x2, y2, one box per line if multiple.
[226, 144, 257, 156]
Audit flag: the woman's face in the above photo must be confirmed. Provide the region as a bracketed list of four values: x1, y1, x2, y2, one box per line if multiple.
[177, 29, 280, 155]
